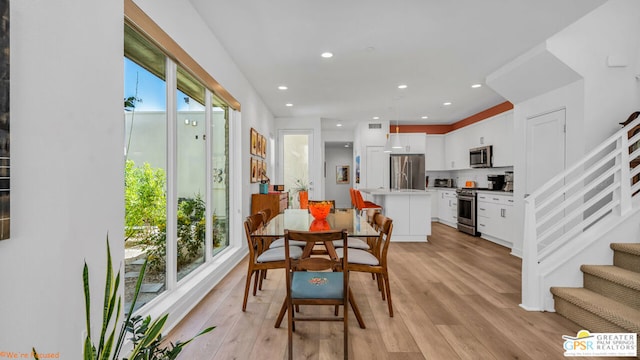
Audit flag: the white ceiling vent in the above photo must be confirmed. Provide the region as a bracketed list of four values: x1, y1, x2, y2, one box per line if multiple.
[368, 123, 382, 129]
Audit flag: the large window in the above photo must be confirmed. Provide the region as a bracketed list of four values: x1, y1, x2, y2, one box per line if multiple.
[124, 23, 231, 310]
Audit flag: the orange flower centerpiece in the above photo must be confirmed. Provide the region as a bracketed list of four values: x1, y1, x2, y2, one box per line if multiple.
[308, 201, 332, 220]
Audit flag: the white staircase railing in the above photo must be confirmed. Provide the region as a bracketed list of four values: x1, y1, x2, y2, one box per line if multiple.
[521, 115, 640, 310]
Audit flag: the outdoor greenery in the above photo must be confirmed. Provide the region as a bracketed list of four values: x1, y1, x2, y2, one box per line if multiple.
[78, 237, 214, 360]
[125, 159, 166, 241]
[125, 159, 223, 273]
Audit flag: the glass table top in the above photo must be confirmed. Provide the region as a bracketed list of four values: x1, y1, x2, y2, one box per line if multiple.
[251, 208, 378, 238]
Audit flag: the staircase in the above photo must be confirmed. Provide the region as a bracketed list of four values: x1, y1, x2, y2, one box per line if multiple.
[551, 243, 640, 334]
[521, 113, 640, 312]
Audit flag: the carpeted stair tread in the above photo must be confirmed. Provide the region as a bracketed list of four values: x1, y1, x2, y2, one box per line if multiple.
[580, 265, 640, 291]
[611, 243, 640, 256]
[550, 287, 640, 333]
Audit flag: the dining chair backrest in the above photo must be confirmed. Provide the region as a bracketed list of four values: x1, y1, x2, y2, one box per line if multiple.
[244, 213, 263, 259]
[366, 208, 381, 228]
[282, 228, 350, 359]
[373, 213, 393, 264]
[257, 208, 272, 224]
[308, 199, 336, 213]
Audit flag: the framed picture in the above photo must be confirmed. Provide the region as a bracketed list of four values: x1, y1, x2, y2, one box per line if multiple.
[250, 128, 258, 155]
[256, 133, 262, 157]
[261, 160, 267, 181]
[336, 165, 350, 184]
[250, 157, 258, 183]
[355, 155, 360, 184]
[260, 134, 267, 158]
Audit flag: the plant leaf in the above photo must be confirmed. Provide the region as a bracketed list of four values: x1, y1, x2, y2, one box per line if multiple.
[83, 262, 91, 341]
[83, 337, 95, 360]
[97, 237, 114, 357]
[114, 258, 147, 359]
[129, 315, 167, 358]
[174, 326, 216, 348]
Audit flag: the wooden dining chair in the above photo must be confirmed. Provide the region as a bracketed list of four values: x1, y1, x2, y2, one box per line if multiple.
[242, 213, 303, 312]
[281, 229, 351, 360]
[336, 213, 395, 317]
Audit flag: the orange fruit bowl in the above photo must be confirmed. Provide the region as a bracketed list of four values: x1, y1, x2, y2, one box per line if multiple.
[308, 202, 332, 220]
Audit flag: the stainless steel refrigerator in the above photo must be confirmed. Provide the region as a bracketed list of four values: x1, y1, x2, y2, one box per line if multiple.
[390, 154, 426, 190]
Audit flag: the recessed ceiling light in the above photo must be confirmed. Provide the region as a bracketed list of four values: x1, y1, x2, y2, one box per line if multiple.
[471, 84, 482, 88]
[421, 116, 429, 119]
[321, 52, 333, 58]
[443, 102, 452, 106]
[397, 84, 408, 89]
[372, 116, 380, 120]
[344, 144, 350, 148]
[278, 85, 288, 90]
[336, 123, 343, 127]
[286, 103, 293, 107]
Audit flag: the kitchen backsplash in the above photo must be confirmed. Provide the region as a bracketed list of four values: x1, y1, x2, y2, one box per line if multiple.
[427, 166, 513, 188]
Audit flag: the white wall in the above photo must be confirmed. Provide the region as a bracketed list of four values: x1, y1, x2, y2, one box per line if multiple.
[0, 0, 124, 357]
[547, 0, 640, 151]
[0, 0, 276, 357]
[510, 0, 640, 257]
[325, 147, 354, 208]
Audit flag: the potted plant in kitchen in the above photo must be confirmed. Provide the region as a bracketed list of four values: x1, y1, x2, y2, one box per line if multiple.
[292, 179, 309, 209]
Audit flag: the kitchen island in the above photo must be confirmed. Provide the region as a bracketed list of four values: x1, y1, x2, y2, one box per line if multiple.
[359, 188, 432, 242]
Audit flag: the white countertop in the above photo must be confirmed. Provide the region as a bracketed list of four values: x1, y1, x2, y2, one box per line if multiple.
[359, 188, 433, 195]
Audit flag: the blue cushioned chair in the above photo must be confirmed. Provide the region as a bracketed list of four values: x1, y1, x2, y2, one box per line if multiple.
[281, 229, 350, 360]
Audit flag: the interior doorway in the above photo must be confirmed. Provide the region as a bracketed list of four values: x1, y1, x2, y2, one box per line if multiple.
[324, 141, 353, 209]
[278, 129, 314, 208]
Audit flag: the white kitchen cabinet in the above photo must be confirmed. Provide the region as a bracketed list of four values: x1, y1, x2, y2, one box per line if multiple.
[467, 111, 514, 167]
[428, 189, 439, 220]
[392, 133, 427, 154]
[436, 189, 457, 227]
[426, 135, 445, 170]
[442, 110, 514, 169]
[364, 189, 431, 241]
[444, 130, 469, 170]
[476, 192, 514, 247]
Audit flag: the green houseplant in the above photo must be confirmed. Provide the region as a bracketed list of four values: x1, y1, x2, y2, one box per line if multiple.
[81, 237, 214, 360]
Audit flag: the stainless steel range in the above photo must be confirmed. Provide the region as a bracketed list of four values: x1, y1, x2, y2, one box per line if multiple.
[456, 188, 479, 236]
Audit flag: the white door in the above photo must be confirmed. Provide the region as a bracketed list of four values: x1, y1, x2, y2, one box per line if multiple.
[525, 108, 566, 196]
[278, 130, 315, 207]
[366, 146, 388, 189]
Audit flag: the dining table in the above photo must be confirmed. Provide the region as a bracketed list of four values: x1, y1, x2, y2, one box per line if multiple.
[251, 208, 378, 329]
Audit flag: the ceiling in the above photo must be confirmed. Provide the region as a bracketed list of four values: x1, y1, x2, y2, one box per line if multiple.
[188, 0, 606, 130]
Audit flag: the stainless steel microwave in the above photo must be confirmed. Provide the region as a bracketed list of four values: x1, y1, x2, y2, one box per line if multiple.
[470, 145, 492, 168]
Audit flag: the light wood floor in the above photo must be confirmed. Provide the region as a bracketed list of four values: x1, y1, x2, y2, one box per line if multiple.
[165, 222, 621, 359]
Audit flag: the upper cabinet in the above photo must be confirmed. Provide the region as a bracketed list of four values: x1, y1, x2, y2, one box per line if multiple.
[426, 135, 445, 170]
[467, 111, 514, 167]
[392, 133, 427, 154]
[444, 130, 469, 170]
[443, 110, 514, 170]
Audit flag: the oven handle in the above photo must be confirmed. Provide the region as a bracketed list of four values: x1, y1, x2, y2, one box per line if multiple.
[457, 195, 475, 201]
